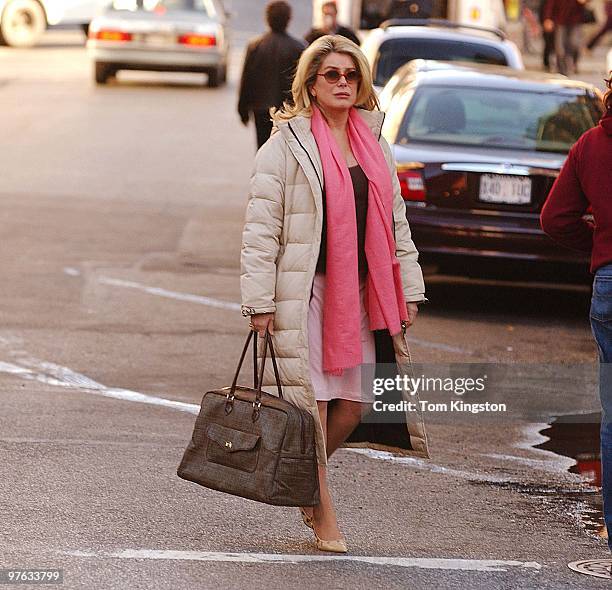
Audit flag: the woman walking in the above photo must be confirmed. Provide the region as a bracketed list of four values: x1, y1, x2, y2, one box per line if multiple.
[541, 75, 612, 554]
[240, 35, 429, 553]
[586, 0, 612, 51]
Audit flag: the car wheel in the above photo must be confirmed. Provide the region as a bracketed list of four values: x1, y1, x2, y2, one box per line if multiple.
[95, 62, 111, 85]
[219, 64, 227, 84]
[0, 0, 46, 48]
[207, 68, 219, 88]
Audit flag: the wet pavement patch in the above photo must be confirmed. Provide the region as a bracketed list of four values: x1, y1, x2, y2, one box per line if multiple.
[468, 412, 608, 548]
[537, 413, 607, 543]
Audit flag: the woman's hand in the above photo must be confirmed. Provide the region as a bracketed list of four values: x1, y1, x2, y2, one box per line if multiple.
[249, 313, 275, 337]
[405, 303, 419, 328]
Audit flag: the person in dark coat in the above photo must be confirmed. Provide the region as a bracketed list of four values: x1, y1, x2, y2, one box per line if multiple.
[543, 0, 587, 75]
[541, 76, 612, 554]
[238, 1, 306, 149]
[539, 0, 556, 71]
[304, 1, 360, 46]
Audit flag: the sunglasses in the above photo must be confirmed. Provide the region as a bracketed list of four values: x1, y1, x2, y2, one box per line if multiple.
[317, 69, 362, 84]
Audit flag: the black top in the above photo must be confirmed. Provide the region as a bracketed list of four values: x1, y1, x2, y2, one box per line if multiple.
[315, 164, 369, 278]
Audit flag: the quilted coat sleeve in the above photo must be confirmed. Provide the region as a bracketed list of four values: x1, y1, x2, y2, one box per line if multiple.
[240, 134, 286, 316]
[379, 135, 426, 303]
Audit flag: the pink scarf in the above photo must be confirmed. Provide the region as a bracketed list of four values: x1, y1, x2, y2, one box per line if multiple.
[310, 105, 408, 376]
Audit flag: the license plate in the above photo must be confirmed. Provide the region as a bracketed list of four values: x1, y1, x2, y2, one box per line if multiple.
[142, 33, 175, 46]
[479, 174, 532, 205]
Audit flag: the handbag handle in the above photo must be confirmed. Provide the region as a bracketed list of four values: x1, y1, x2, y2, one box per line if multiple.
[226, 329, 283, 416]
[255, 330, 282, 401]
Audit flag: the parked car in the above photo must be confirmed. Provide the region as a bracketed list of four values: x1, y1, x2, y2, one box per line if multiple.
[360, 19, 523, 92]
[0, 0, 110, 47]
[381, 63, 604, 281]
[87, 0, 230, 87]
[379, 58, 474, 112]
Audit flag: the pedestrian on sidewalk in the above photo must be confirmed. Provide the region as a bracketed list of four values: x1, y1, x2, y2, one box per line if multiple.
[240, 35, 428, 553]
[543, 0, 587, 75]
[237, 1, 306, 149]
[304, 1, 360, 46]
[539, 0, 557, 70]
[540, 75, 612, 553]
[587, 0, 612, 50]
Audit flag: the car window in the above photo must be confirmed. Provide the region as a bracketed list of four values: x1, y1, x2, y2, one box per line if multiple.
[111, 0, 217, 14]
[374, 38, 507, 86]
[397, 86, 604, 153]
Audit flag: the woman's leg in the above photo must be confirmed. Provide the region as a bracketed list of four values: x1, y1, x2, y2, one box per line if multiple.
[326, 399, 371, 458]
[587, 16, 612, 50]
[311, 400, 343, 540]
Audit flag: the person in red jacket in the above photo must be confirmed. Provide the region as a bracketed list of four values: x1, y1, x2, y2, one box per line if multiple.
[543, 0, 587, 75]
[541, 76, 612, 554]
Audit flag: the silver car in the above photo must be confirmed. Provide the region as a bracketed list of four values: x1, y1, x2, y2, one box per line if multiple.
[360, 19, 524, 93]
[87, 0, 230, 87]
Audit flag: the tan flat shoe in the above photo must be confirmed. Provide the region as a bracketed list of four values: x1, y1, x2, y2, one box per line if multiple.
[299, 507, 314, 529]
[313, 531, 348, 553]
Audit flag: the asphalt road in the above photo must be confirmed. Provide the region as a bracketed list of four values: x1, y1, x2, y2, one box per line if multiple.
[0, 4, 610, 589]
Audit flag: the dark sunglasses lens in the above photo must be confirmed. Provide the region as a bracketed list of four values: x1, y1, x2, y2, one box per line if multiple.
[324, 71, 341, 83]
[346, 71, 361, 83]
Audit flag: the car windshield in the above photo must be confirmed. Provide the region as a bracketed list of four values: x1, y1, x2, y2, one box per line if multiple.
[397, 86, 603, 153]
[111, 0, 218, 13]
[374, 38, 508, 86]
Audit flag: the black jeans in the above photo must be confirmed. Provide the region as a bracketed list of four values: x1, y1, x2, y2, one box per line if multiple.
[253, 110, 273, 150]
[543, 30, 555, 69]
[587, 15, 612, 50]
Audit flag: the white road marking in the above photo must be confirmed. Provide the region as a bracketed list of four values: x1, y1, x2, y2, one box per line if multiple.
[0, 355, 199, 415]
[97, 276, 241, 312]
[0, 351, 516, 482]
[0, 342, 560, 484]
[61, 549, 542, 572]
[348, 448, 511, 483]
[62, 269, 474, 355]
[481, 452, 577, 474]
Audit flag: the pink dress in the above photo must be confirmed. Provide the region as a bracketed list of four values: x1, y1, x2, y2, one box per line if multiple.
[308, 272, 376, 403]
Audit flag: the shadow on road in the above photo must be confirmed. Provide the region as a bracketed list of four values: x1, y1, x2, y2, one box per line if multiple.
[424, 276, 591, 323]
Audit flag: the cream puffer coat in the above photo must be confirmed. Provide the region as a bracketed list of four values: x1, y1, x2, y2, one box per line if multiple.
[240, 107, 430, 466]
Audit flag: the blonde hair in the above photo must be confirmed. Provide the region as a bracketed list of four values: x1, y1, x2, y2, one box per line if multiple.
[271, 35, 379, 123]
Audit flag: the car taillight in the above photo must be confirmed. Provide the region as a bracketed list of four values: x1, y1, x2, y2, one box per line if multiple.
[178, 34, 216, 46]
[94, 30, 132, 42]
[397, 165, 426, 202]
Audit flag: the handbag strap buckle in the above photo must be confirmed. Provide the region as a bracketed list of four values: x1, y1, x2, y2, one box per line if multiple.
[252, 400, 261, 422]
[224, 392, 235, 415]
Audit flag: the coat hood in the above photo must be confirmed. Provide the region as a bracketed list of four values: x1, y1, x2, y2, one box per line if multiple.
[601, 109, 612, 135]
